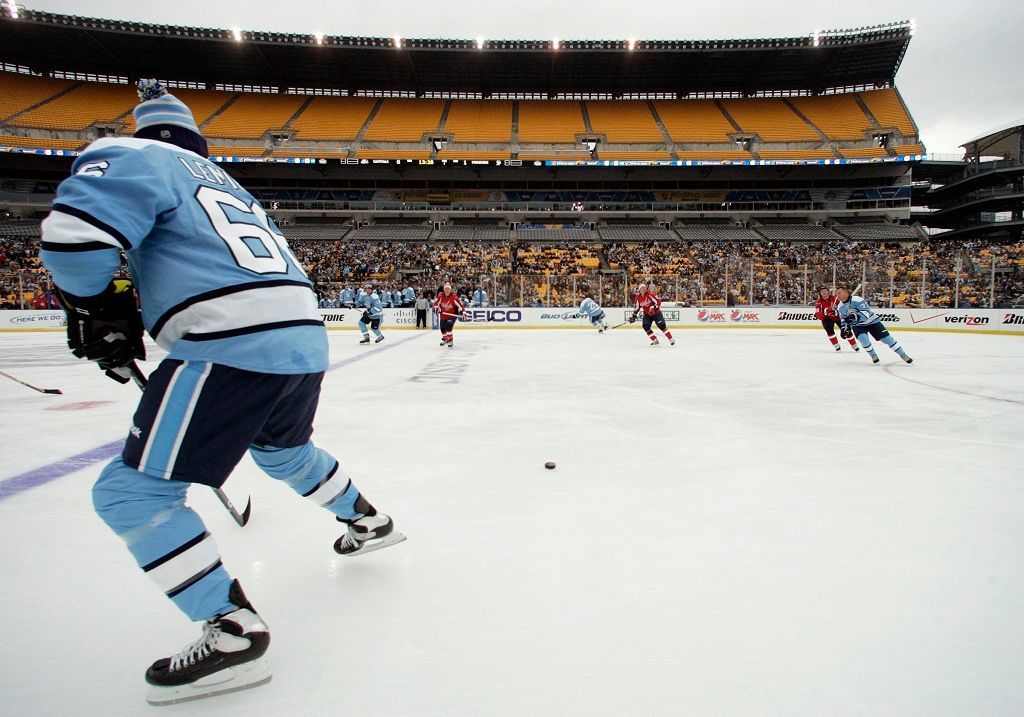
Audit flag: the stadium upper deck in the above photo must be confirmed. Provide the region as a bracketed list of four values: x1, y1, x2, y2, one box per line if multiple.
[0, 10, 923, 165]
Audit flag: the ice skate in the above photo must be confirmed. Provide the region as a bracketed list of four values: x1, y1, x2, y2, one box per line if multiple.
[871, 355, 880, 364]
[902, 355, 913, 364]
[146, 580, 271, 706]
[359, 336, 370, 344]
[335, 513, 406, 556]
[649, 338, 660, 347]
[374, 335, 385, 343]
[835, 345, 841, 352]
[854, 346, 860, 352]
[669, 338, 675, 346]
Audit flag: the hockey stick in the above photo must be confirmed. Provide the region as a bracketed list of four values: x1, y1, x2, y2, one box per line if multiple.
[126, 362, 252, 527]
[0, 370, 63, 395]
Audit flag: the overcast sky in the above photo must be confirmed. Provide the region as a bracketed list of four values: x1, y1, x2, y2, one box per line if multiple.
[25, 0, 1024, 154]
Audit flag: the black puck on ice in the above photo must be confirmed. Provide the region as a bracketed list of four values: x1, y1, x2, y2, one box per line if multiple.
[544, 461, 556, 470]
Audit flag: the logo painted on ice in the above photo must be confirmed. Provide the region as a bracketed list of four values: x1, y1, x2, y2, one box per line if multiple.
[1003, 313, 1024, 325]
[697, 310, 727, 323]
[730, 310, 760, 323]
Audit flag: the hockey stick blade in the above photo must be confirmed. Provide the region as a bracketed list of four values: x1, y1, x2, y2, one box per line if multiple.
[0, 370, 63, 394]
[128, 362, 252, 527]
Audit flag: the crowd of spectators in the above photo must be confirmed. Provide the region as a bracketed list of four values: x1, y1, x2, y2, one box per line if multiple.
[2, 229, 1023, 309]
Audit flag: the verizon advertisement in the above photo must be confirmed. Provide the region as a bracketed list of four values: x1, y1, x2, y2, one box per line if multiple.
[2, 308, 1022, 333]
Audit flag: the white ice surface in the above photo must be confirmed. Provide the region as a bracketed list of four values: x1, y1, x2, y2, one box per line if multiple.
[1, 328, 1023, 717]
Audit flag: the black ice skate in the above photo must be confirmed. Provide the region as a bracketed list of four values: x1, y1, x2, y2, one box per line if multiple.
[854, 346, 860, 352]
[359, 336, 371, 344]
[669, 338, 675, 346]
[902, 355, 913, 364]
[375, 335, 385, 343]
[335, 511, 406, 557]
[835, 345, 841, 352]
[871, 355, 880, 364]
[649, 338, 660, 347]
[145, 580, 271, 706]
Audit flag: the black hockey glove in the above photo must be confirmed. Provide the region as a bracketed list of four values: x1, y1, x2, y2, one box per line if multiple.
[839, 325, 853, 340]
[56, 279, 146, 384]
[628, 312, 638, 324]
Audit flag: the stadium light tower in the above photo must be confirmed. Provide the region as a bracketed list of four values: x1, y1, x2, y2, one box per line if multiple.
[552, 37, 560, 50]
[476, 37, 486, 50]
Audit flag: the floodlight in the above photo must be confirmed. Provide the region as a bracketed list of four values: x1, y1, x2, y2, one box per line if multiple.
[313, 32, 324, 45]
[231, 27, 242, 42]
[552, 37, 560, 50]
[393, 35, 402, 49]
[627, 38, 636, 51]
[476, 37, 485, 50]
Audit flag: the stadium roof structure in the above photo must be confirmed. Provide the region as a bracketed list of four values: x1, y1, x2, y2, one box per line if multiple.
[0, 10, 914, 97]
[961, 120, 1024, 161]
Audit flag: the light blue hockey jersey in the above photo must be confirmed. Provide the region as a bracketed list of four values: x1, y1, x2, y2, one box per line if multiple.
[579, 297, 603, 318]
[380, 289, 393, 307]
[472, 288, 488, 306]
[356, 291, 385, 319]
[403, 287, 415, 303]
[40, 137, 326, 374]
[340, 288, 356, 304]
[837, 295, 881, 326]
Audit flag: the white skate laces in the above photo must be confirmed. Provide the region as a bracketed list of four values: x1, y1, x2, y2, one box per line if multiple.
[169, 621, 221, 673]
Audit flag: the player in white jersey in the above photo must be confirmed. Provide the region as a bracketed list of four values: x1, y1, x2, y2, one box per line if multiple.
[39, 81, 404, 706]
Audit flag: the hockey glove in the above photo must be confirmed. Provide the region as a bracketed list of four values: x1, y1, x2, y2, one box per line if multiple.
[628, 312, 638, 324]
[56, 279, 146, 384]
[839, 325, 853, 340]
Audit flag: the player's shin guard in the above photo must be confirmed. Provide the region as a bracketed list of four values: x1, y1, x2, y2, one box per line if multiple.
[93, 458, 235, 621]
[828, 334, 839, 347]
[880, 335, 908, 358]
[249, 442, 363, 520]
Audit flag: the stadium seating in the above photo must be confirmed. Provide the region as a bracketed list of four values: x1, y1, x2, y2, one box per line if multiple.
[789, 94, 871, 141]
[356, 149, 432, 159]
[0, 74, 75, 123]
[754, 224, 843, 242]
[858, 89, 918, 137]
[443, 100, 513, 142]
[207, 145, 267, 157]
[598, 150, 673, 160]
[837, 147, 889, 159]
[0, 135, 85, 150]
[362, 99, 445, 142]
[834, 223, 921, 241]
[757, 149, 837, 160]
[674, 150, 751, 160]
[517, 152, 593, 161]
[892, 143, 925, 155]
[674, 225, 762, 242]
[203, 93, 307, 139]
[289, 96, 377, 141]
[652, 100, 735, 143]
[13, 82, 137, 131]
[598, 226, 678, 242]
[267, 148, 349, 158]
[436, 150, 511, 160]
[586, 101, 663, 143]
[720, 99, 820, 142]
[517, 101, 586, 143]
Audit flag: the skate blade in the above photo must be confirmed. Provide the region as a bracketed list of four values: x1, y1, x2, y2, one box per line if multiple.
[342, 531, 407, 557]
[146, 657, 271, 706]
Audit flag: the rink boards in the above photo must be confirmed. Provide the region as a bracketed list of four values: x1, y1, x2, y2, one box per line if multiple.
[3, 307, 1023, 335]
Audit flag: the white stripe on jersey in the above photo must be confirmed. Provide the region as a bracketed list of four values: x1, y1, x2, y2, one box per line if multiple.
[155, 283, 320, 350]
[40, 210, 124, 249]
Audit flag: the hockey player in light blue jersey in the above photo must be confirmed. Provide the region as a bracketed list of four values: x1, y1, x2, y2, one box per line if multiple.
[39, 81, 404, 706]
[836, 286, 913, 365]
[355, 285, 385, 343]
[578, 294, 608, 333]
[340, 285, 356, 307]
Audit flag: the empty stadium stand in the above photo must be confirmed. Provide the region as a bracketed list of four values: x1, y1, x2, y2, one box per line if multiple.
[363, 99, 444, 142]
[0, 73, 74, 123]
[203, 93, 307, 139]
[12, 82, 136, 131]
[586, 101, 664, 143]
[858, 89, 918, 137]
[289, 96, 377, 142]
[753, 224, 842, 242]
[653, 100, 735, 144]
[442, 100, 512, 143]
[789, 94, 872, 141]
[517, 101, 586, 143]
[720, 98, 820, 142]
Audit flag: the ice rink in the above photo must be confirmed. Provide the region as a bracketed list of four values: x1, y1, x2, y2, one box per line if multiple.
[1, 327, 1023, 716]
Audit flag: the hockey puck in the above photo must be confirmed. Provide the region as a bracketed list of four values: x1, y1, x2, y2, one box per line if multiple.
[544, 461, 556, 470]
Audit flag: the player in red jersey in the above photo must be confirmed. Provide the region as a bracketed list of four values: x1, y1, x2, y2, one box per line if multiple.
[433, 282, 466, 348]
[629, 281, 675, 347]
[815, 287, 859, 352]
